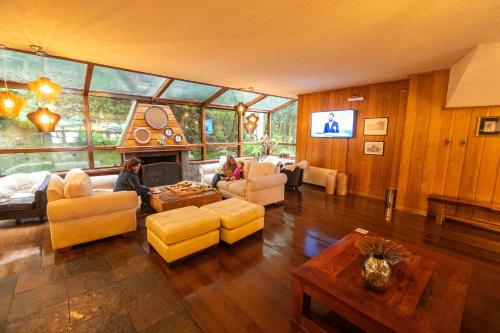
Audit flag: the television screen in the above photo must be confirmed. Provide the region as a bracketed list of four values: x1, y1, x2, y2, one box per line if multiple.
[310, 110, 356, 138]
[205, 119, 214, 134]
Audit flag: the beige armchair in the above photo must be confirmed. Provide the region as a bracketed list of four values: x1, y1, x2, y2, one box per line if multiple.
[46, 170, 138, 250]
[200, 160, 287, 206]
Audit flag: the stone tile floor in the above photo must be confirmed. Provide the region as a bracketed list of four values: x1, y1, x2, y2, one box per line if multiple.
[0, 216, 200, 333]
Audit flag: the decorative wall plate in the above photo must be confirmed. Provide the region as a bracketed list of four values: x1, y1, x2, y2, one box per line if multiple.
[173, 134, 183, 143]
[164, 127, 173, 136]
[133, 127, 151, 144]
[144, 106, 168, 129]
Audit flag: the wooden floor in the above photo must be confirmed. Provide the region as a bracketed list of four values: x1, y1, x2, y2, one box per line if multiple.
[158, 185, 500, 333]
[1, 185, 499, 332]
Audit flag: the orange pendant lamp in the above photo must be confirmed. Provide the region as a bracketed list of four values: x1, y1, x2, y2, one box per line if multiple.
[244, 113, 260, 134]
[0, 90, 26, 117]
[28, 76, 61, 104]
[0, 45, 26, 117]
[235, 102, 247, 115]
[27, 106, 61, 132]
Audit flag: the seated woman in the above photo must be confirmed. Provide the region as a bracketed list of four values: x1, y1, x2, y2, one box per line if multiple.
[113, 157, 152, 207]
[210, 155, 237, 188]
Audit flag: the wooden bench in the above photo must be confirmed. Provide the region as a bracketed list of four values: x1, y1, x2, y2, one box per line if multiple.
[428, 195, 500, 232]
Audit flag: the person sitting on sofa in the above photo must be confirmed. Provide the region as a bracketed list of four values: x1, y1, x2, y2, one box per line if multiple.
[211, 155, 237, 188]
[228, 161, 244, 181]
[113, 157, 152, 206]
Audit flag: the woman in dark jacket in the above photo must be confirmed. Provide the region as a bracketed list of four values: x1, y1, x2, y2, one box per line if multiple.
[113, 157, 152, 206]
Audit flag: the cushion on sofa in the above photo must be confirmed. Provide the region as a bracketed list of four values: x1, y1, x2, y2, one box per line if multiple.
[47, 174, 65, 202]
[201, 198, 264, 229]
[227, 180, 247, 196]
[91, 175, 118, 190]
[248, 162, 276, 178]
[216, 180, 231, 191]
[64, 170, 93, 198]
[146, 206, 220, 244]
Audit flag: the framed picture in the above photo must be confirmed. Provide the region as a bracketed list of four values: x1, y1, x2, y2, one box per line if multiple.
[476, 116, 499, 136]
[364, 141, 384, 156]
[205, 118, 214, 134]
[363, 117, 388, 136]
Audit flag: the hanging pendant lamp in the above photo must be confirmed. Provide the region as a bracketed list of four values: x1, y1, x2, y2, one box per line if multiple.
[244, 113, 260, 134]
[28, 46, 62, 103]
[235, 102, 247, 115]
[27, 106, 61, 132]
[0, 45, 26, 117]
[28, 76, 61, 103]
[0, 90, 26, 117]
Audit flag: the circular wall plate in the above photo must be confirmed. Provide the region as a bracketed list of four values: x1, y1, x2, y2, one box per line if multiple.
[133, 127, 151, 144]
[144, 106, 168, 129]
[173, 134, 183, 143]
[164, 127, 173, 137]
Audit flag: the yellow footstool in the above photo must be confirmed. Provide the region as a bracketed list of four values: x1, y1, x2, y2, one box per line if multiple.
[146, 206, 220, 263]
[201, 198, 265, 244]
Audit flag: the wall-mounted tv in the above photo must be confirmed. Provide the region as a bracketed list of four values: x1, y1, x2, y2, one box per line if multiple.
[310, 109, 356, 138]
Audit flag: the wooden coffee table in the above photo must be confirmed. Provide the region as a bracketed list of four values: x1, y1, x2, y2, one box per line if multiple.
[150, 187, 222, 212]
[291, 230, 473, 333]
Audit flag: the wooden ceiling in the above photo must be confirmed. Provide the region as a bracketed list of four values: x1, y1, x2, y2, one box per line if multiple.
[1, 0, 499, 97]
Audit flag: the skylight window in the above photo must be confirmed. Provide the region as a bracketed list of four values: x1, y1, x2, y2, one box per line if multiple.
[251, 96, 290, 110]
[211, 89, 261, 106]
[161, 80, 220, 102]
[90, 66, 166, 96]
[1, 49, 87, 89]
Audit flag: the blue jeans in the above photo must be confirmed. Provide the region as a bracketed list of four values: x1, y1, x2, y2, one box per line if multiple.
[211, 173, 222, 188]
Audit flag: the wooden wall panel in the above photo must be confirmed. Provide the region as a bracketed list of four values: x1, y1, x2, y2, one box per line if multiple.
[296, 80, 408, 200]
[396, 70, 500, 216]
[121, 103, 188, 147]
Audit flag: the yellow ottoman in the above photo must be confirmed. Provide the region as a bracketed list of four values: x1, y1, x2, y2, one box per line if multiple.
[201, 198, 265, 244]
[146, 206, 220, 263]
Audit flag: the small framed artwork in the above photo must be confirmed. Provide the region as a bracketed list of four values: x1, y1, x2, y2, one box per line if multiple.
[363, 117, 388, 136]
[476, 116, 499, 136]
[364, 141, 384, 156]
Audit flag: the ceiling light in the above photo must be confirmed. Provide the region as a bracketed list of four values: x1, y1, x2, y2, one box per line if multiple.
[28, 76, 61, 103]
[27, 107, 61, 132]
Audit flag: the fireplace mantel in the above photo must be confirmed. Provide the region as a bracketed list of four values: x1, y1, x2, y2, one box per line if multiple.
[116, 145, 193, 154]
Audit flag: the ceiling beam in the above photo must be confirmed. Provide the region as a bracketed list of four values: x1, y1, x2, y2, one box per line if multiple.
[83, 63, 94, 96]
[270, 99, 296, 113]
[203, 87, 228, 106]
[245, 94, 267, 107]
[153, 78, 174, 99]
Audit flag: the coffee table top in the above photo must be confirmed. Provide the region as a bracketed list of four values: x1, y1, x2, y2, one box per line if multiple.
[150, 186, 222, 213]
[293, 230, 473, 333]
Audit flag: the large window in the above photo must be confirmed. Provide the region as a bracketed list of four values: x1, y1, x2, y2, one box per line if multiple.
[0, 89, 86, 148]
[89, 96, 134, 146]
[1, 49, 87, 89]
[168, 104, 201, 144]
[251, 96, 290, 111]
[161, 80, 220, 103]
[211, 89, 260, 106]
[205, 108, 238, 143]
[271, 102, 297, 157]
[206, 146, 239, 160]
[0, 151, 89, 176]
[242, 111, 268, 157]
[93, 150, 123, 168]
[90, 66, 166, 96]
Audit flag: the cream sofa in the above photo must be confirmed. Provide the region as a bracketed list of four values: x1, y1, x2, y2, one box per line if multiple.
[46, 169, 138, 250]
[199, 159, 287, 206]
[303, 166, 338, 187]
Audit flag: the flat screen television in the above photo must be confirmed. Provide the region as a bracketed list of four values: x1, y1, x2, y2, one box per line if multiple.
[310, 109, 356, 138]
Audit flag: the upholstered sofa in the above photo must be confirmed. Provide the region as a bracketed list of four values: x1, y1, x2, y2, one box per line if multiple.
[46, 169, 138, 250]
[303, 166, 338, 187]
[199, 159, 287, 206]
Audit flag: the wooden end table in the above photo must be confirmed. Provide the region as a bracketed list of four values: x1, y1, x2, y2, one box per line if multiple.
[150, 187, 222, 212]
[291, 230, 473, 333]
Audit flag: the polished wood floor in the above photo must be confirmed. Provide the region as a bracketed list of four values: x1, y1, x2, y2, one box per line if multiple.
[159, 186, 500, 333]
[1, 185, 499, 332]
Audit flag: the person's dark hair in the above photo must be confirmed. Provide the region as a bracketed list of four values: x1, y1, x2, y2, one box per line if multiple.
[329, 113, 334, 117]
[123, 157, 142, 172]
